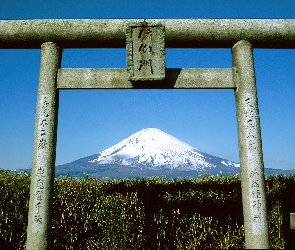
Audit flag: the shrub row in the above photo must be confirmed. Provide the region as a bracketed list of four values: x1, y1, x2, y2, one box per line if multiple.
[0, 169, 294, 249]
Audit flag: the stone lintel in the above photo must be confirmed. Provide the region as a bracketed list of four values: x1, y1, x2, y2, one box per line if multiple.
[57, 68, 234, 89]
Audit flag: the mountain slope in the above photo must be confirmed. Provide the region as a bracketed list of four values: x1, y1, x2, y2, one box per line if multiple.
[56, 128, 241, 178]
[90, 128, 239, 171]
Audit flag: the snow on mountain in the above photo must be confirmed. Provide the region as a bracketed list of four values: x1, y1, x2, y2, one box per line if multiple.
[89, 128, 239, 171]
[53, 128, 292, 178]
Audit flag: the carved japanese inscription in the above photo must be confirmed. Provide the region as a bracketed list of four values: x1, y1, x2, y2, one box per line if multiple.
[32, 94, 52, 233]
[243, 93, 265, 235]
[126, 21, 165, 81]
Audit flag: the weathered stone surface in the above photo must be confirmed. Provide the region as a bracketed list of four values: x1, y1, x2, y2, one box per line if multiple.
[233, 40, 269, 249]
[26, 42, 60, 250]
[1, 19, 295, 48]
[126, 21, 165, 81]
[57, 68, 234, 89]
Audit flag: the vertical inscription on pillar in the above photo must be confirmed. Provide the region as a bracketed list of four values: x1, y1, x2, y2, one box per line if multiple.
[32, 94, 52, 233]
[243, 93, 265, 235]
[126, 21, 165, 81]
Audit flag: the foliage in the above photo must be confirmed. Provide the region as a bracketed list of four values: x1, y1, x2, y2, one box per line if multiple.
[0, 170, 30, 249]
[0, 169, 294, 249]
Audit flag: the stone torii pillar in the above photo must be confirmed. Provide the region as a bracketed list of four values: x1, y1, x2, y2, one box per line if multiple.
[26, 42, 61, 250]
[232, 40, 269, 249]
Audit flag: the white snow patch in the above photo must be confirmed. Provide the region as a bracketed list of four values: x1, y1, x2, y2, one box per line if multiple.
[221, 160, 228, 166]
[116, 145, 143, 157]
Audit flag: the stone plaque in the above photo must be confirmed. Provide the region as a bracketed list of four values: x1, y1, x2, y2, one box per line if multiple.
[126, 21, 165, 81]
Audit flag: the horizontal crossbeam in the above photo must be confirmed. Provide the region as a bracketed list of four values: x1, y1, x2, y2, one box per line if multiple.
[57, 68, 234, 89]
[1, 19, 295, 48]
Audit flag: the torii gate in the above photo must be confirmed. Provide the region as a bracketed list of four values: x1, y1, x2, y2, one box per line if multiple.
[2, 19, 295, 249]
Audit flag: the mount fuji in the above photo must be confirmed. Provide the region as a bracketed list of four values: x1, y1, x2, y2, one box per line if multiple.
[55, 128, 241, 178]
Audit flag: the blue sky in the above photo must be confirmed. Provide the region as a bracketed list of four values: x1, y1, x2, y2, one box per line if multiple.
[0, 1, 294, 171]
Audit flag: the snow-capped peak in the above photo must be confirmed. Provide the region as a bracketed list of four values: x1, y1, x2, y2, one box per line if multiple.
[90, 128, 239, 171]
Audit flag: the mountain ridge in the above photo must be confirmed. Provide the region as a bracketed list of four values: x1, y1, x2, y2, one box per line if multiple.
[55, 128, 242, 178]
[88, 128, 239, 170]
[17, 128, 293, 178]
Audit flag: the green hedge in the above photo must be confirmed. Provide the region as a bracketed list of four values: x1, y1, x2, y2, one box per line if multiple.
[0, 169, 294, 249]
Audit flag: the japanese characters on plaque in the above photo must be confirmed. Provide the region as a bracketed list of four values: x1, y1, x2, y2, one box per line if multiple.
[243, 93, 265, 234]
[32, 94, 52, 231]
[126, 21, 165, 81]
